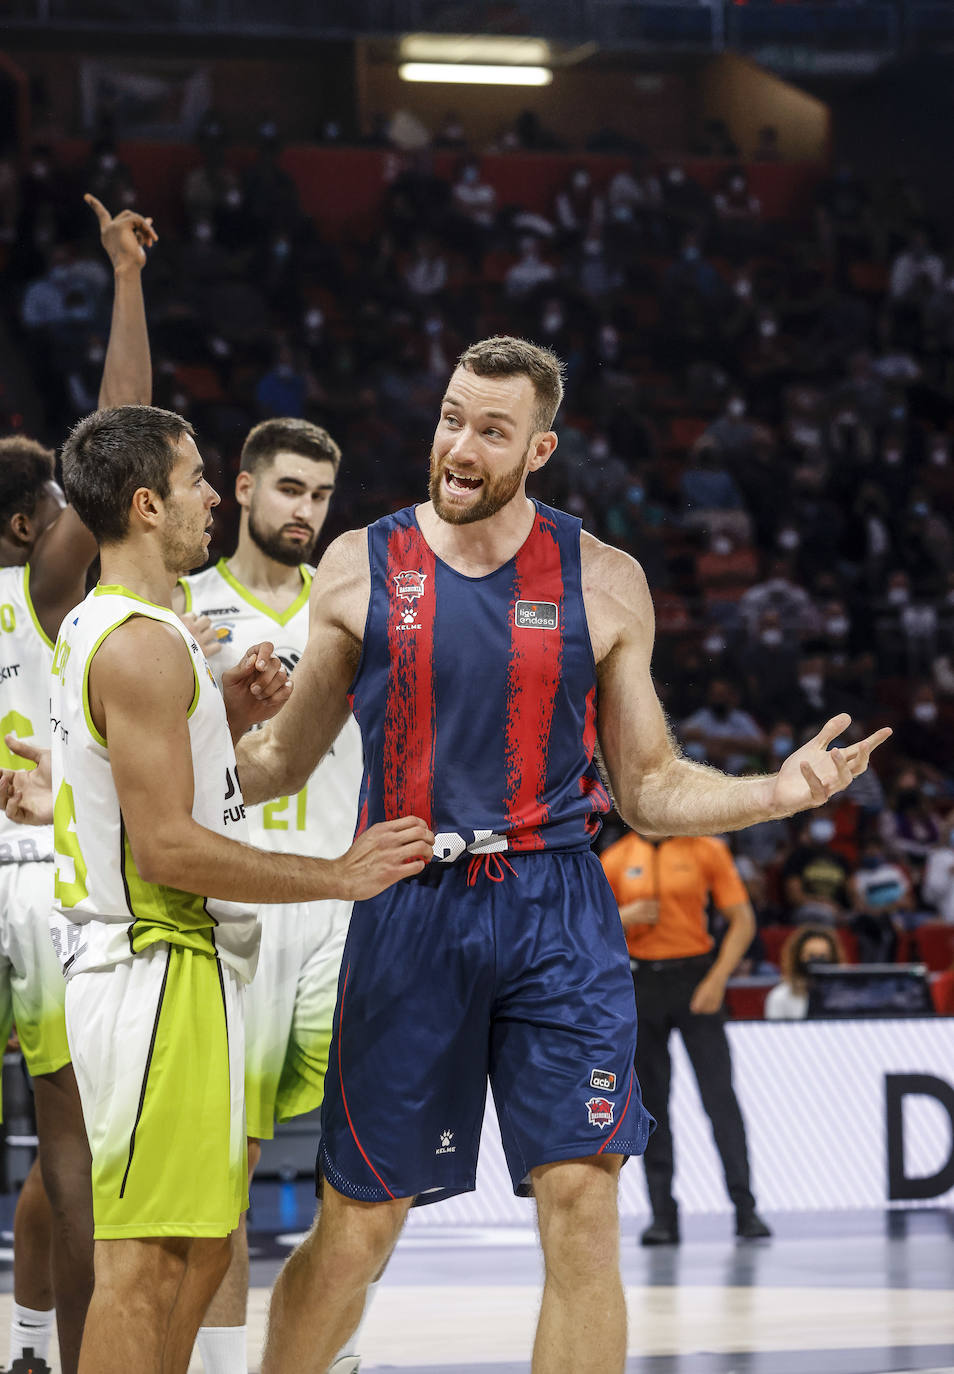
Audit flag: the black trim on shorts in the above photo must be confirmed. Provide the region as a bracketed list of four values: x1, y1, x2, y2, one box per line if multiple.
[215, 955, 229, 1064]
[119, 945, 172, 1199]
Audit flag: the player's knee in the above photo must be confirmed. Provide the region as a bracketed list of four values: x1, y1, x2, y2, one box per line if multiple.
[535, 1160, 622, 1273]
[94, 1239, 188, 1315]
[192, 1234, 232, 1288]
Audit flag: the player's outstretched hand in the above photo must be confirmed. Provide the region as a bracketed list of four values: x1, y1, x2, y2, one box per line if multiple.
[332, 818, 435, 901]
[179, 611, 222, 658]
[222, 641, 293, 736]
[769, 714, 892, 819]
[0, 738, 54, 826]
[85, 193, 158, 273]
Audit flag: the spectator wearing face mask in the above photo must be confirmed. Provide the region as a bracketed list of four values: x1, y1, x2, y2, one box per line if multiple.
[891, 686, 951, 780]
[553, 165, 604, 248]
[450, 157, 497, 264]
[782, 813, 853, 924]
[922, 823, 954, 923]
[680, 679, 766, 774]
[679, 439, 751, 544]
[738, 616, 800, 716]
[850, 836, 914, 961]
[879, 769, 943, 871]
[505, 236, 555, 299]
[705, 391, 760, 460]
[739, 558, 819, 640]
[765, 926, 844, 1019]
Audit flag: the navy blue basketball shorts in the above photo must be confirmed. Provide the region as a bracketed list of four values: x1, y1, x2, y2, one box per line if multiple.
[319, 848, 654, 1206]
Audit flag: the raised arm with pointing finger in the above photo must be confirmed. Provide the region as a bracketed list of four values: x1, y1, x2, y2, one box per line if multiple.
[20, 195, 158, 647]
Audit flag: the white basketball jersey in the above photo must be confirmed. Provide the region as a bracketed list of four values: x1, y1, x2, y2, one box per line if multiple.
[50, 584, 260, 984]
[0, 564, 56, 864]
[181, 559, 363, 858]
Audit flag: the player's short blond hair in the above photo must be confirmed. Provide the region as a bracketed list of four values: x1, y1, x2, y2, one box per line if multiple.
[456, 336, 565, 434]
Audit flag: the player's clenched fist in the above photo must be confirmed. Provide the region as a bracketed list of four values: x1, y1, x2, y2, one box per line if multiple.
[332, 817, 434, 900]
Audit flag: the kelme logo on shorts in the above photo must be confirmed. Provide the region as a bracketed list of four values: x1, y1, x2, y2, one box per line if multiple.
[590, 1069, 617, 1092]
[515, 600, 558, 630]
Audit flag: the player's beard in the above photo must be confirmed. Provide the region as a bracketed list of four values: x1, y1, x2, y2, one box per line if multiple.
[162, 501, 210, 575]
[247, 505, 318, 566]
[429, 446, 529, 526]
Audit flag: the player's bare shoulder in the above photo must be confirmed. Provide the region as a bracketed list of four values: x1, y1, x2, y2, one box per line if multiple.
[310, 527, 371, 645]
[579, 529, 654, 665]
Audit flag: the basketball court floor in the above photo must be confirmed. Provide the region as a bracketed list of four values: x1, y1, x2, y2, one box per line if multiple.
[3, 1181, 948, 1374]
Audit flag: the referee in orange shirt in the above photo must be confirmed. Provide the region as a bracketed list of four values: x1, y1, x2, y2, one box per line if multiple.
[601, 830, 771, 1245]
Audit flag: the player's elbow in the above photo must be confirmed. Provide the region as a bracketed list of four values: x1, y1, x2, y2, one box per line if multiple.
[126, 824, 193, 888]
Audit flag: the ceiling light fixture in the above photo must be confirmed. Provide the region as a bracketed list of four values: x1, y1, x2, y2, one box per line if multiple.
[398, 62, 553, 87]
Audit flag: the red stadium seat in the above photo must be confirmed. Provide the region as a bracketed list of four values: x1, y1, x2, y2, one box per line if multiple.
[725, 983, 770, 1020]
[913, 921, 954, 973]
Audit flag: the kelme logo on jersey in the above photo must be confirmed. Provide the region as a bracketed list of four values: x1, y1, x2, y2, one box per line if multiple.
[393, 570, 427, 627]
[590, 1069, 617, 1092]
[586, 1097, 615, 1130]
[515, 600, 558, 630]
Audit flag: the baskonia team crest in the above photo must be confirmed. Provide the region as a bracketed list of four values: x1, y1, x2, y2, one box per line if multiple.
[586, 1096, 615, 1130]
[393, 570, 427, 626]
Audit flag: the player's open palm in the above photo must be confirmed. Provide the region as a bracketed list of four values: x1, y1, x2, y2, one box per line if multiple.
[0, 737, 54, 826]
[770, 713, 892, 818]
[335, 818, 435, 900]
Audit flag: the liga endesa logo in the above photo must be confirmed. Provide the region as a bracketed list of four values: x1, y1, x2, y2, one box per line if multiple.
[515, 600, 558, 630]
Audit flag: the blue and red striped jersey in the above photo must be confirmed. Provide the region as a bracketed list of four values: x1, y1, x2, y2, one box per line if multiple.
[349, 501, 611, 862]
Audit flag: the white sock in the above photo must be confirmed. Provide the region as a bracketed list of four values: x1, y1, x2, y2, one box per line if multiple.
[10, 1301, 55, 1362]
[334, 1277, 380, 1364]
[195, 1324, 248, 1374]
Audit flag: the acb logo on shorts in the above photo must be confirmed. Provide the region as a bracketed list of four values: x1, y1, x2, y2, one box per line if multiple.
[590, 1068, 617, 1092]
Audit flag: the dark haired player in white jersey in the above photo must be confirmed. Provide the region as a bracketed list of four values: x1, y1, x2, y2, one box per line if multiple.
[174, 418, 370, 1374]
[0, 193, 156, 1373]
[42, 400, 431, 1374]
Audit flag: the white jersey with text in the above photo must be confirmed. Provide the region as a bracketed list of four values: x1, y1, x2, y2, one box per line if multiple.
[49, 584, 260, 983]
[0, 564, 56, 864]
[181, 559, 363, 857]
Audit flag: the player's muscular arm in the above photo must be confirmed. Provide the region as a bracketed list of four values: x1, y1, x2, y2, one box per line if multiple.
[236, 529, 368, 804]
[90, 616, 431, 902]
[582, 535, 890, 834]
[28, 199, 158, 643]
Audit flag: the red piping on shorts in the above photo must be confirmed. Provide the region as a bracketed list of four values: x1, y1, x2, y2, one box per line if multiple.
[337, 963, 395, 1200]
[598, 1067, 634, 1154]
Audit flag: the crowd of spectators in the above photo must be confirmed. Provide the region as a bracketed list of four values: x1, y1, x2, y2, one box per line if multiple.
[2, 113, 954, 974]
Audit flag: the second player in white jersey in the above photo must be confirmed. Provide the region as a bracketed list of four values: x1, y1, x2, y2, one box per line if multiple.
[181, 556, 362, 1139]
[180, 558, 363, 858]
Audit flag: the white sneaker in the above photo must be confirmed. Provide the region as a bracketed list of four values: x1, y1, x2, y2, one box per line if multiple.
[330, 1360, 360, 1373]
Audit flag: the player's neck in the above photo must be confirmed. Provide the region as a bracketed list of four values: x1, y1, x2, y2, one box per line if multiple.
[98, 548, 176, 609]
[225, 536, 304, 613]
[415, 493, 536, 578]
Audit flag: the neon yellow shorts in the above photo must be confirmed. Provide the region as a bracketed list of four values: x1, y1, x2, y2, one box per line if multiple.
[66, 943, 247, 1239]
[244, 897, 350, 1140]
[0, 862, 70, 1114]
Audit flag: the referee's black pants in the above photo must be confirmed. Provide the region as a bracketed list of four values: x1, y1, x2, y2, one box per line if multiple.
[633, 952, 755, 1224]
